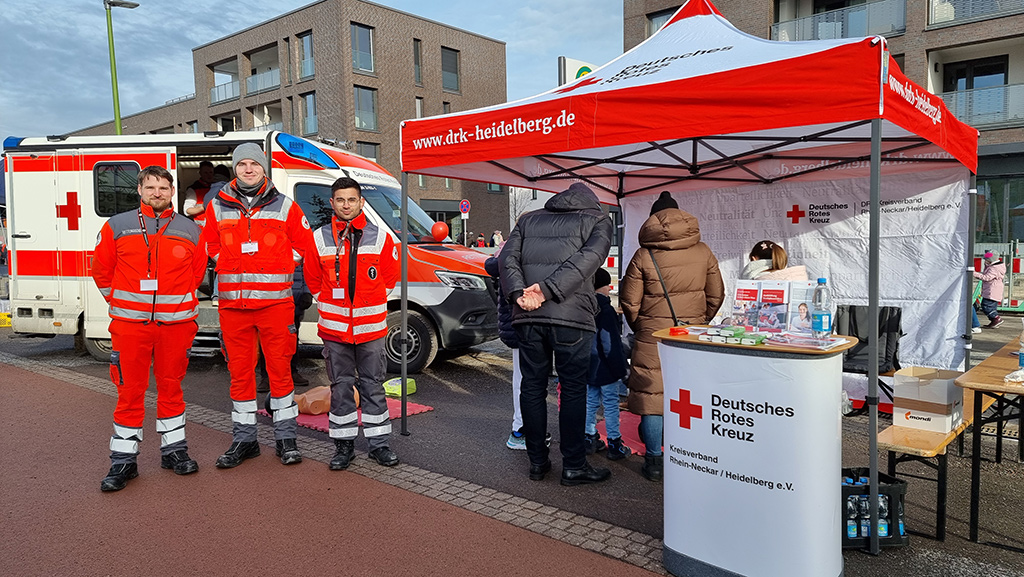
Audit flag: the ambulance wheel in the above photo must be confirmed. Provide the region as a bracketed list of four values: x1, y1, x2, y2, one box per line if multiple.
[385, 310, 437, 374]
[85, 338, 113, 363]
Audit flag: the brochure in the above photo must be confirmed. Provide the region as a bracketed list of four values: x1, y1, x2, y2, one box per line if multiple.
[787, 280, 817, 335]
[765, 333, 847, 350]
[730, 279, 760, 329]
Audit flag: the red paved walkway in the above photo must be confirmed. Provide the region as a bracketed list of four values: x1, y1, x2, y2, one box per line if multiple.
[0, 363, 657, 576]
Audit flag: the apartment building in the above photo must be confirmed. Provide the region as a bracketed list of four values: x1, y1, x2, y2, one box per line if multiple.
[625, 0, 1024, 246]
[72, 0, 510, 240]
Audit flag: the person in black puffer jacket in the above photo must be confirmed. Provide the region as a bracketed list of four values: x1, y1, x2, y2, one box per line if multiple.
[501, 182, 613, 486]
[484, 248, 526, 450]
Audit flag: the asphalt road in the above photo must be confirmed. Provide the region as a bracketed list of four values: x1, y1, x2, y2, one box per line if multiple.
[4, 319, 1024, 576]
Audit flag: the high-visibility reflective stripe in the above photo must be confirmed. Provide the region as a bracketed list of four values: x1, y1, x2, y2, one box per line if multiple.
[113, 290, 193, 304]
[329, 411, 358, 425]
[319, 318, 350, 333]
[114, 424, 143, 441]
[353, 321, 387, 335]
[160, 427, 187, 447]
[273, 405, 299, 422]
[329, 427, 359, 439]
[363, 423, 392, 438]
[269, 393, 295, 410]
[250, 210, 286, 221]
[109, 307, 154, 320]
[318, 301, 351, 316]
[154, 308, 200, 322]
[218, 273, 292, 284]
[110, 437, 140, 454]
[350, 305, 385, 317]
[293, 249, 302, 263]
[155, 413, 186, 432]
[361, 411, 391, 425]
[232, 411, 257, 425]
[99, 287, 112, 297]
[233, 400, 258, 413]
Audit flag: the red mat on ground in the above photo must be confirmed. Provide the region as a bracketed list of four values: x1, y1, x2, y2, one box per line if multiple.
[257, 397, 433, 433]
[597, 410, 656, 456]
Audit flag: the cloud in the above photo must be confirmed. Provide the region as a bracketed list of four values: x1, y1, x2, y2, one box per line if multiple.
[0, 0, 622, 138]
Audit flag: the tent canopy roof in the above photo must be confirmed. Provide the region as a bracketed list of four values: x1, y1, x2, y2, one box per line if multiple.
[400, 0, 977, 203]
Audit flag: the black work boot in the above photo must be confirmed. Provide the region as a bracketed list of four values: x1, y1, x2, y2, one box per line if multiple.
[215, 441, 261, 469]
[329, 439, 355, 471]
[561, 462, 612, 486]
[368, 446, 399, 467]
[276, 438, 302, 465]
[642, 454, 664, 482]
[161, 450, 199, 475]
[100, 463, 139, 492]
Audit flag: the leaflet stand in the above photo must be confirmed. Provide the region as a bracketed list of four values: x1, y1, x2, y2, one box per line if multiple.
[655, 328, 856, 577]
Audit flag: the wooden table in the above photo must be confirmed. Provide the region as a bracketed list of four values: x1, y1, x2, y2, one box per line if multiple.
[955, 336, 1024, 543]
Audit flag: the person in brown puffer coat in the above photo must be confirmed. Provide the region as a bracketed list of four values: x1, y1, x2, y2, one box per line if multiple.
[619, 191, 725, 481]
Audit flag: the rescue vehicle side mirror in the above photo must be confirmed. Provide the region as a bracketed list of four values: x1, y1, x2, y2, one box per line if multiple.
[431, 221, 449, 243]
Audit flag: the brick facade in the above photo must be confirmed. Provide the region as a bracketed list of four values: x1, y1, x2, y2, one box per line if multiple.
[72, 0, 511, 239]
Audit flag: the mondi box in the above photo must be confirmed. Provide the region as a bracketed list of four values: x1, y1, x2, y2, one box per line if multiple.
[892, 367, 963, 433]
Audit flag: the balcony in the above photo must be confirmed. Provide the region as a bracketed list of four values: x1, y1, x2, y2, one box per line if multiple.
[303, 115, 318, 135]
[772, 0, 906, 41]
[942, 83, 1024, 128]
[300, 57, 314, 79]
[249, 122, 283, 132]
[210, 80, 239, 105]
[245, 69, 280, 96]
[931, 0, 1024, 25]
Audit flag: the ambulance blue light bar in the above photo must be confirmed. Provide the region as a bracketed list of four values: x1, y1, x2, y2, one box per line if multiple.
[275, 133, 339, 170]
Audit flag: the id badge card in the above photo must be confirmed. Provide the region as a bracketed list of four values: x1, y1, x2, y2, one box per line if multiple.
[241, 241, 259, 254]
[140, 279, 158, 292]
[333, 288, 345, 300]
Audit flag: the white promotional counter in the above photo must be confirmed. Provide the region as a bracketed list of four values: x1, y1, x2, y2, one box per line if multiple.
[654, 329, 857, 577]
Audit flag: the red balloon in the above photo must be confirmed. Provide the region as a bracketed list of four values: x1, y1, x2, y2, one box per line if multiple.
[431, 221, 449, 242]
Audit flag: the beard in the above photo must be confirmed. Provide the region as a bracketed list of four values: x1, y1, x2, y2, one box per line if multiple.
[143, 197, 172, 212]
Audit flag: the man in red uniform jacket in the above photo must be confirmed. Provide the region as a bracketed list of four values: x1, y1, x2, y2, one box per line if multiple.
[91, 165, 207, 492]
[304, 176, 400, 470]
[205, 143, 313, 468]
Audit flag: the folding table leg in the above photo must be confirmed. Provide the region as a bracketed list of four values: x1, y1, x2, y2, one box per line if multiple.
[936, 453, 947, 541]
[887, 451, 896, 476]
[970, 390, 983, 543]
[996, 397, 1004, 464]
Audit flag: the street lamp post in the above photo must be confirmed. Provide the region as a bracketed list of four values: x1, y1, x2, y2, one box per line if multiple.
[104, 0, 139, 135]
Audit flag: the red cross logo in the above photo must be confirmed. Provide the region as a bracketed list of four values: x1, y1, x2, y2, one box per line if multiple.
[786, 204, 805, 224]
[669, 389, 703, 429]
[57, 191, 82, 231]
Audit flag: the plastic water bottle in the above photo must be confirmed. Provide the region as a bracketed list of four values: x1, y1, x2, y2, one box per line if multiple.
[811, 278, 832, 340]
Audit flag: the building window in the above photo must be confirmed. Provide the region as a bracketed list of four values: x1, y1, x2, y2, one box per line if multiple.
[413, 39, 423, 85]
[487, 183, 502, 193]
[186, 120, 198, 133]
[94, 162, 140, 217]
[647, 7, 677, 37]
[415, 97, 424, 118]
[418, 174, 426, 188]
[943, 55, 1009, 126]
[532, 189, 538, 200]
[442, 101, 451, 114]
[302, 92, 318, 135]
[441, 47, 460, 92]
[352, 23, 374, 73]
[445, 178, 452, 190]
[299, 32, 314, 79]
[354, 86, 378, 131]
[356, 141, 379, 162]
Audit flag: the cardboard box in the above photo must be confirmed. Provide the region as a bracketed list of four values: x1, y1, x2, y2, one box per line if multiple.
[892, 367, 963, 433]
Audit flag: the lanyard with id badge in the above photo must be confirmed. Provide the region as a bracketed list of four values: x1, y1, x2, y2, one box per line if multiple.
[333, 220, 348, 301]
[139, 210, 173, 292]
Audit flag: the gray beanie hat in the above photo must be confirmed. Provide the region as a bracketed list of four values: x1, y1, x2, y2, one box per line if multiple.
[232, 142, 268, 173]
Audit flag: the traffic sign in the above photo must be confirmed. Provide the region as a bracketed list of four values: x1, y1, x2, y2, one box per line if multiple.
[459, 199, 471, 214]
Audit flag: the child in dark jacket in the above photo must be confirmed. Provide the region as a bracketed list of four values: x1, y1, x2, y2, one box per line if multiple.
[585, 268, 631, 460]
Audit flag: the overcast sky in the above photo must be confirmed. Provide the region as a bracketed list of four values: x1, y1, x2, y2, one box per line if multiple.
[0, 0, 624, 139]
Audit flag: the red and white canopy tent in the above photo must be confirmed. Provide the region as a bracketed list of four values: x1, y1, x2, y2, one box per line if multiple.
[395, 0, 978, 554]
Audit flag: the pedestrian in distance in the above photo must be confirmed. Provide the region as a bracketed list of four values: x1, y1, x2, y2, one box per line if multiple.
[91, 165, 207, 491]
[975, 250, 1006, 328]
[304, 177, 401, 470]
[501, 182, 614, 486]
[204, 143, 314, 468]
[585, 268, 632, 461]
[620, 191, 725, 481]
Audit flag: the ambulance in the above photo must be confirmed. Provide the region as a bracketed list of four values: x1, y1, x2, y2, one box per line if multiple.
[2, 131, 497, 372]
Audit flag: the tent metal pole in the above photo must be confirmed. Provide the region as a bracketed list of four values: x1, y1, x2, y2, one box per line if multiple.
[400, 172, 410, 435]
[867, 118, 882, 555]
[966, 175, 977, 369]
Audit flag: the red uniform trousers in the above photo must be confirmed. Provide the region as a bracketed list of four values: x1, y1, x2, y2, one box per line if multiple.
[108, 319, 197, 462]
[219, 302, 297, 402]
